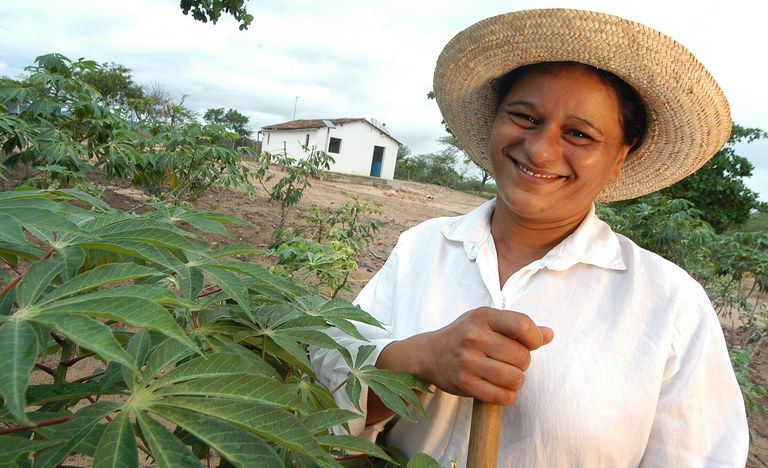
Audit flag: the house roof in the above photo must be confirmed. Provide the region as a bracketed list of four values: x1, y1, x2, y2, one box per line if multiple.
[261, 118, 402, 145]
[261, 118, 364, 131]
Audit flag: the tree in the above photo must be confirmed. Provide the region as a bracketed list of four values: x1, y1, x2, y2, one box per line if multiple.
[203, 107, 253, 148]
[79, 62, 144, 114]
[179, 0, 254, 30]
[656, 124, 766, 232]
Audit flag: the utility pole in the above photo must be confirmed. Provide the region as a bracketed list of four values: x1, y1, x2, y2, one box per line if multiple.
[293, 96, 300, 120]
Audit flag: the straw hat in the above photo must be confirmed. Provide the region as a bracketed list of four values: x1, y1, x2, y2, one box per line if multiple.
[433, 8, 731, 201]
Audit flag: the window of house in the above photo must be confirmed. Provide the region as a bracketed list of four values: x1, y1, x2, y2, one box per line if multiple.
[328, 137, 342, 154]
[305, 134, 310, 147]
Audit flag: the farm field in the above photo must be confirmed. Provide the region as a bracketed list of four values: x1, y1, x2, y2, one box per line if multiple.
[100, 168, 768, 467]
[17, 167, 767, 466]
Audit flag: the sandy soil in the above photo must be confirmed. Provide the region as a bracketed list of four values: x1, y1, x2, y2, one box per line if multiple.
[23, 167, 768, 466]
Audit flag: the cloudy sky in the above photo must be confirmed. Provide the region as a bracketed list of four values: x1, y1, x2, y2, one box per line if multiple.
[1, 0, 766, 201]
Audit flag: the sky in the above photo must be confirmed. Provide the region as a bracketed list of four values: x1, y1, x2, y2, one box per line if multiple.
[1, 0, 766, 201]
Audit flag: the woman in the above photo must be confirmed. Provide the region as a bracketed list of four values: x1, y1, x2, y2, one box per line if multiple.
[312, 9, 748, 466]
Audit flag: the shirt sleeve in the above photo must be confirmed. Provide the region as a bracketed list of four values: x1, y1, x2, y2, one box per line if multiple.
[309, 243, 402, 439]
[640, 287, 749, 467]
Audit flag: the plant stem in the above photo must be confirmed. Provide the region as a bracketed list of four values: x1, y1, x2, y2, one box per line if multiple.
[0, 416, 72, 435]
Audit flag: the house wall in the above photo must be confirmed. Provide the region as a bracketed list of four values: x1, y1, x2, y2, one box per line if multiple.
[262, 120, 398, 180]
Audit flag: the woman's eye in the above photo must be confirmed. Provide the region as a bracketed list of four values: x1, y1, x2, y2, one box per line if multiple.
[510, 112, 537, 126]
[567, 129, 593, 140]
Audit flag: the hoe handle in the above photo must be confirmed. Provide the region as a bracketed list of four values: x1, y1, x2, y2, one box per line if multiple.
[467, 400, 503, 467]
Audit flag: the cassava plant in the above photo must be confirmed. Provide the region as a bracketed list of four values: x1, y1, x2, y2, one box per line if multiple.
[269, 194, 385, 297]
[0, 188, 433, 467]
[598, 195, 768, 414]
[254, 144, 334, 231]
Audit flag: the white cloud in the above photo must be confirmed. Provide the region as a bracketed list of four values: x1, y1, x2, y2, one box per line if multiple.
[0, 0, 765, 200]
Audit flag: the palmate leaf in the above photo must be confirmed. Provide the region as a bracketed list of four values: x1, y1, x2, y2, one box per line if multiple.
[197, 264, 251, 316]
[29, 314, 136, 370]
[294, 296, 383, 341]
[150, 352, 275, 388]
[212, 259, 306, 300]
[93, 410, 138, 468]
[26, 382, 121, 406]
[154, 374, 306, 412]
[152, 397, 329, 461]
[0, 206, 86, 235]
[33, 401, 120, 467]
[0, 212, 26, 244]
[15, 260, 64, 309]
[36, 295, 195, 350]
[0, 320, 38, 423]
[150, 406, 283, 467]
[353, 367, 428, 424]
[75, 239, 176, 269]
[301, 408, 360, 435]
[406, 453, 443, 468]
[288, 378, 339, 412]
[0, 436, 61, 464]
[142, 337, 198, 384]
[135, 411, 202, 468]
[209, 243, 262, 259]
[39, 263, 163, 304]
[316, 434, 394, 464]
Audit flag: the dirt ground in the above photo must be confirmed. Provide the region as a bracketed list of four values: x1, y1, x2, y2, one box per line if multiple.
[24, 167, 768, 466]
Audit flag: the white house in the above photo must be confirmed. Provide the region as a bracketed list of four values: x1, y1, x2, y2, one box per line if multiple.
[260, 118, 401, 180]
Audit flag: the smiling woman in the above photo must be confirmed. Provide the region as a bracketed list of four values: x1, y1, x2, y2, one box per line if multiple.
[310, 8, 748, 467]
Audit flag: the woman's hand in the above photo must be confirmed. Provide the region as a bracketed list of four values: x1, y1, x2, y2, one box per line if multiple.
[376, 307, 553, 406]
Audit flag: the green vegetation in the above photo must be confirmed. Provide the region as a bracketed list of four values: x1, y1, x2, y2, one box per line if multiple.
[0, 52, 439, 466]
[598, 196, 768, 413]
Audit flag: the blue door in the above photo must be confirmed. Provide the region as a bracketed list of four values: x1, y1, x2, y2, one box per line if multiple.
[370, 146, 384, 177]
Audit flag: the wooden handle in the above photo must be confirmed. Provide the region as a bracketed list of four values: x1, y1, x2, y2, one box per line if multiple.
[467, 400, 503, 467]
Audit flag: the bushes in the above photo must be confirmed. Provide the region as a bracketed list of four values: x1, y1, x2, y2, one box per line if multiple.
[0, 189, 428, 466]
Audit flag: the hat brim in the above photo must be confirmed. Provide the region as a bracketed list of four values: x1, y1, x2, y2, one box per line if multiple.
[433, 8, 731, 202]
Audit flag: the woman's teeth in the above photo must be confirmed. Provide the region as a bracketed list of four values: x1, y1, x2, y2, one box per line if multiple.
[515, 161, 559, 179]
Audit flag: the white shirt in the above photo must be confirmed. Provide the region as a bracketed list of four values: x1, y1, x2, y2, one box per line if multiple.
[311, 199, 748, 467]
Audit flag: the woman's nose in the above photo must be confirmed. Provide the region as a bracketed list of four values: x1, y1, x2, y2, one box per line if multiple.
[524, 127, 561, 163]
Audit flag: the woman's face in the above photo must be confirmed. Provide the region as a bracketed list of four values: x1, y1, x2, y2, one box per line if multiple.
[489, 65, 632, 226]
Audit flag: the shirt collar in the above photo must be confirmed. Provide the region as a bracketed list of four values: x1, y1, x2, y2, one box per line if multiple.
[440, 198, 626, 271]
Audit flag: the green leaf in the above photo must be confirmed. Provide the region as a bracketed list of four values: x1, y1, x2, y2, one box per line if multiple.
[33, 401, 120, 467]
[135, 411, 203, 468]
[302, 408, 360, 434]
[51, 188, 112, 210]
[26, 382, 121, 406]
[40, 263, 163, 305]
[93, 227, 200, 251]
[357, 367, 428, 424]
[0, 436, 61, 464]
[74, 240, 175, 269]
[316, 434, 394, 463]
[38, 296, 195, 350]
[150, 353, 274, 388]
[153, 397, 327, 460]
[30, 314, 136, 370]
[15, 260, 65, 309]
[0, 320, 38, 423]
[123, 330, 152, 387]
[93, 410, 138, 468]
[142, 337, 198, 384]
[214, 259, 305, 300]
[197, 264, 251, 316]
[0, 213, 26, 244]
[209, 243, 262, 259]
[407, 453, 444, 468]
[0, 207, 85, 234]
[154, 375, 305, 411]
[176, 264, 204, 301]
[150, 406, 283, 467]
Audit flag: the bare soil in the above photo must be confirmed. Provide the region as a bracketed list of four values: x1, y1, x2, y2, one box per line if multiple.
[23, 167, 768, 466]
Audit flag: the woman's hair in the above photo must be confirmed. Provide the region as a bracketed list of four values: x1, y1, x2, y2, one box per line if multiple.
[493, 62, 648, 153]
